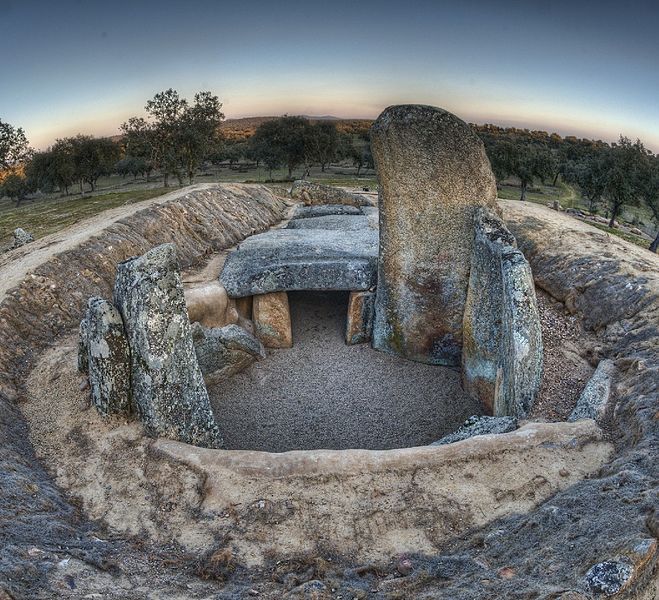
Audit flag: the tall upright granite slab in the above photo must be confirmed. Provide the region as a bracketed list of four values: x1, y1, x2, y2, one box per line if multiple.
[498, 248, 543, 416]
[85, 296, 131, 416]
[371, 105, 498, 365]
[113, 243, 223, 448]
[345, 290, 375, 345]
[462, 208, 543, 417]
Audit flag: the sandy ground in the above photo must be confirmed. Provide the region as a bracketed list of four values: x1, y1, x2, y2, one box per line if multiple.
[530, 290, 597, 421]
[211, 290, 480, 452]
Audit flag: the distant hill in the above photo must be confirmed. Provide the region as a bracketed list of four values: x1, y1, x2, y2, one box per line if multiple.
[220, 117, 373, 141]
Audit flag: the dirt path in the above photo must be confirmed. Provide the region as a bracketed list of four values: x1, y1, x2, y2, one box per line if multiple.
[0, 184, 221, 303]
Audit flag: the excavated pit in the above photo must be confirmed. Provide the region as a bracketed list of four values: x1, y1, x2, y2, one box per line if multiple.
[211, 290, 481, 451]
[0, 185, 656, 599]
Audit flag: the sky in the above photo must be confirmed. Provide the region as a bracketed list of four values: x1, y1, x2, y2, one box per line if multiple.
[1, 0, 658, 150]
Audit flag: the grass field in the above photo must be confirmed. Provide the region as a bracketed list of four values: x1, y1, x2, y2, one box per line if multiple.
[1, 166, 655, 252]
[0, 163, 377, 246]
[0, 188, 170, 246]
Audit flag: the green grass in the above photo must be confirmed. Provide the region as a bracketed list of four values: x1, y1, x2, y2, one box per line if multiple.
[497, 179, 577, 206]
[586, 222, 651, 249]
[0, 187, 171, 246]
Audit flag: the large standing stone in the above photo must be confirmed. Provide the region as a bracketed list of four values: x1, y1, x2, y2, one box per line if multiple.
[192, 323, 266, 384]
[371, 105, 498, 365]
[345, 291, 375, 345]
[252, 292, 292, 348]
[78, 316, 89, 374]
[113, 243, 223, 448]
[498, 248, 543, 417]
[462, 208, 543, 417]
[85, 297, 131, 416]
[462, 208, 515, 411]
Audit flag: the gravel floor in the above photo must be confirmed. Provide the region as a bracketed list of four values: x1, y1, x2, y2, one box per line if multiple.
[210, 291, 481, 452]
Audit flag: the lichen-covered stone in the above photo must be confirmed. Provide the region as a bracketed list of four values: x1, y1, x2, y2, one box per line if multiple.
[498, 247, 543, 417]
[290, 180, 370, 207]
[285, 215, 371, 231]
[371, 105, 498, 366]
[77, 315, 89, 374]
[113, 243, 223, 448]
[252, 292, 292, 349]
[569, 359, 615, 423]
[292, 204, 363, 219]
[462, 208, 543, 417]
[345, 290, 375, 345]
[585, 560, 633, 595]
[431, 415, 518, 445]
[85, 296, 131, 416]
[220, 229, 378, 297]
[191, 323, 265, 384]
[12, 227, 33, 248]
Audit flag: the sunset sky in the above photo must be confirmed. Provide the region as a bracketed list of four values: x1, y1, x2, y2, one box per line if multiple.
[1, 0, 658, 150]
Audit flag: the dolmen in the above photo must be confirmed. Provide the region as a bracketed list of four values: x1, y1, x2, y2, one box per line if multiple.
[221, 104, 543, 421]
[220, 205, 378, 348]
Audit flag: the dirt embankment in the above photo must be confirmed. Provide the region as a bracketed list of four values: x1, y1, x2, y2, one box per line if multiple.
[0, 184, 287, 598]
[0, 184, 287, 398]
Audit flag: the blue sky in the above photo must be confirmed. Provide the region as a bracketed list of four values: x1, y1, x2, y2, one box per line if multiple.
[1, 0, 658, 150]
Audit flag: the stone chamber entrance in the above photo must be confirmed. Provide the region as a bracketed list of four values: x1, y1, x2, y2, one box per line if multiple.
[209, 290, 482, 452]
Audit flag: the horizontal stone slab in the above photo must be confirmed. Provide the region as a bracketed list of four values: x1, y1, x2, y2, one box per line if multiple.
[220, 229, 378, 297]
[291, 204, 363, 219]
[285, 215, 371, 231]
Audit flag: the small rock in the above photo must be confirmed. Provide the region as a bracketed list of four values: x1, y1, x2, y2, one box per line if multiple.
[192, 322, 265, 383]
[12, 227, 33, 248]
[396, 557, 414, 576]
[184, 282, 239, 329]
[585, 560, 633, 595]
[569, 359, 615, 423]
[290, 180, 369, 207]
[498, 566, 515, 579]
[285, 579, 329, 599]
[431, 415, 518, 445]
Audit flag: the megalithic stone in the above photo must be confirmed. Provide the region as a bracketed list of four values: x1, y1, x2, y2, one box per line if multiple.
[498, 247, 543, 417]
[370, 105, 498, 365]
[462, 208, 543, 417]
[78, 314, 89, 374]
[113, 243, 224, 448]
[86, 296, 131, 416]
